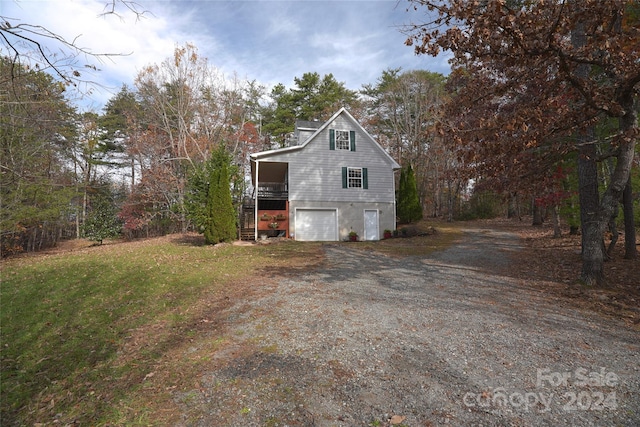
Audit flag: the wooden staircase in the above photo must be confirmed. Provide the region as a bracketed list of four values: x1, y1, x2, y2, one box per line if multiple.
[239, 204, 255, 240]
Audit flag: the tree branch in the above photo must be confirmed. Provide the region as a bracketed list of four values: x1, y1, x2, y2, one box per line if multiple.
[1, 0, 145, 90]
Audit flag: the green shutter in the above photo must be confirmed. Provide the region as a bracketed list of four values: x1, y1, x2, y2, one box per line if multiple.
[342, 167, 347, 188]
[350, 130, 356, 151]
[363, 167, 368, 189]
[329, 129, 335, 150]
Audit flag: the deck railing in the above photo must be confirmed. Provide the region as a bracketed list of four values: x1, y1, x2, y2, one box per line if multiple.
[257, 182, 288, 199]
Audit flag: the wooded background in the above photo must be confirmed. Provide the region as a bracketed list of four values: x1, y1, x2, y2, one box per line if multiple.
[1, 0, 638, 285]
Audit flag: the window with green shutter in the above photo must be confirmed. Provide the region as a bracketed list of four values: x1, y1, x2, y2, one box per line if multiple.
[330, 129, 355, 151]
[342, 167, 367, 189]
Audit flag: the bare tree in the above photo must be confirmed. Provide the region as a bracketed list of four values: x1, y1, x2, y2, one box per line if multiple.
[0, 0, 148, 89]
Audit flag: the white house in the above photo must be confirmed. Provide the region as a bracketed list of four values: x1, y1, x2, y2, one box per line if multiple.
[246, 108, 400, 241]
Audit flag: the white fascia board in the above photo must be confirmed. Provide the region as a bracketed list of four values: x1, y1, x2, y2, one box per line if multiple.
[339, 108, 401, 170]
[250, 145, 301, 160]
[251, 107, 400, 170]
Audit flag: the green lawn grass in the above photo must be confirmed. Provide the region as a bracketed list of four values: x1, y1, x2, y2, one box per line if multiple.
[0, 237, 322, 426]
[0, 226, 456, 425]
[358, 220, 463, 257]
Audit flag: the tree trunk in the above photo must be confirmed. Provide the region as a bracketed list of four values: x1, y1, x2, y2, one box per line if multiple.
[606, 203, 619, 259]
[552, 205, 561, 238]
[508, 192, 520, 219]
[581, 223, 606, 285]
[580, 122, 636, 285]
[131, 156, 136, 191]
[572, 20, 605, 286]
[446, 181, 455, 222]
[622, 177, 637, 259]
[612, 0, 636, 261]
[82, 187, 88, 237]
[75, 209, 81, 239]
[532, 199, 543, 226]
[577, 7, 637, 284]
[577, 128, 603, 285]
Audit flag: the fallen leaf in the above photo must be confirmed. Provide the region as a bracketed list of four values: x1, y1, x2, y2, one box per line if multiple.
[390, 415, 406, 425]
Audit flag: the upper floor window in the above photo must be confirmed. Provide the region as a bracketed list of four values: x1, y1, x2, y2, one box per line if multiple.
[335, 130, 350, 150]
[329, 129, 356, 151]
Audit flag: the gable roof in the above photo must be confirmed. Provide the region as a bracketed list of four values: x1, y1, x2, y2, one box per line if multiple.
[251, 107, 401, 169]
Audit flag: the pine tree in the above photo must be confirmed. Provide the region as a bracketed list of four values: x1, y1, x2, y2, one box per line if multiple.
[203, 149, 236, 244]
[186, 147, 238, 244]
[82, 184, 122, 245]
[397, 166, 407, 222]
[397, 164, 423, 223]
[261, 72, 360, 146]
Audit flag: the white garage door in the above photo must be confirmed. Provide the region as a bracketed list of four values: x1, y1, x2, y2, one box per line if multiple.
[295, 209, 338, 241]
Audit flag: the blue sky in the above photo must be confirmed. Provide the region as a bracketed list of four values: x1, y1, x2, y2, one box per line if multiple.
[2, 0, 450, 110]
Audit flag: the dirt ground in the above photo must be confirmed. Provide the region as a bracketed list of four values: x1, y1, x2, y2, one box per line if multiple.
[168, 222, 640, 427]
[20, 220, 638, 426]
[486, 218, 640, 327]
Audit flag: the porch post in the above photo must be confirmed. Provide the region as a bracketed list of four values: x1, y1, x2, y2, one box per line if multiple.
[254, 160, 259, 241]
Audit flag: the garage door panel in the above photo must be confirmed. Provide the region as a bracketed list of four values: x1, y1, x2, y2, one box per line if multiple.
[295, 209, 337, 241]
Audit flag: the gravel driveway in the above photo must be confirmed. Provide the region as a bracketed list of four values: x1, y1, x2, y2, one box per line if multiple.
[177, 228, 640, 426]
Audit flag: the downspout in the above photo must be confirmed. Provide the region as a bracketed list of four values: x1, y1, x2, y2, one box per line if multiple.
[254, 159, 259, 241]
[392, 168, 398, 231]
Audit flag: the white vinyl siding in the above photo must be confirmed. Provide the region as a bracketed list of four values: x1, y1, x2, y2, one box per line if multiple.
[254, 112, 397, 204]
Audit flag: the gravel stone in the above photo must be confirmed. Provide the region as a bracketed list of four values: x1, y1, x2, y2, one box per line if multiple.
[177, 228, 640, 426]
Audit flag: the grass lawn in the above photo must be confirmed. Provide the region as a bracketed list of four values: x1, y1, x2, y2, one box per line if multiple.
[0, 235, 323, 426]
[357, 221, 463, 256]
[5, 219, 632, 425]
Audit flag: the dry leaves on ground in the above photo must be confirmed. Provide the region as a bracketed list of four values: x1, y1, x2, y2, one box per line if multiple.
[475, 218, 640, 328]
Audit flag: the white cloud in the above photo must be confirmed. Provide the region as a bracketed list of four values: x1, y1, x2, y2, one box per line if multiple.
[2, 0, 451, 110]
[263, 4, 301, 38]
